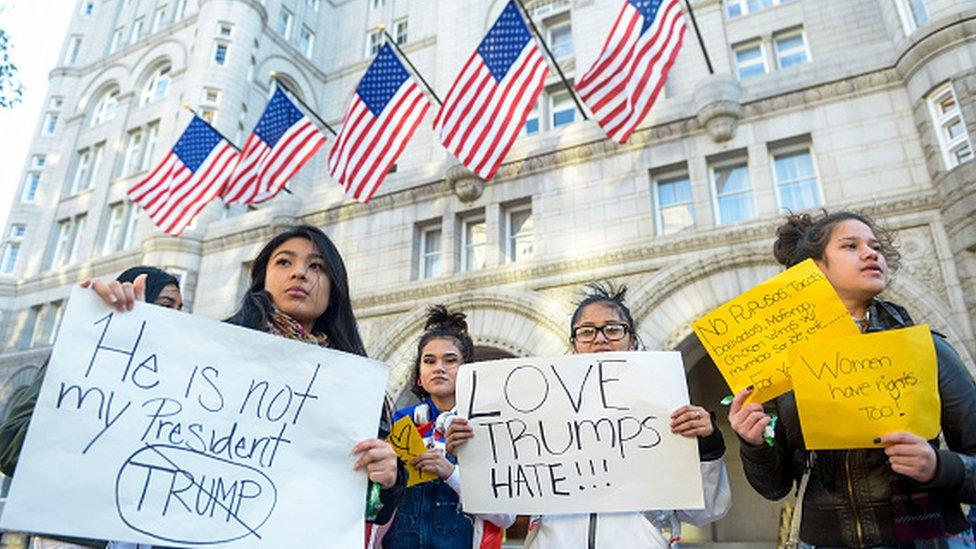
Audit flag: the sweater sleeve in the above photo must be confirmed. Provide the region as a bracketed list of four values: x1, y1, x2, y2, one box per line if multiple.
[737, 397, 797, 501]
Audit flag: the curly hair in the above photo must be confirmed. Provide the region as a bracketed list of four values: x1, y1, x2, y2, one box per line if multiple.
[773, 210, 900, 273]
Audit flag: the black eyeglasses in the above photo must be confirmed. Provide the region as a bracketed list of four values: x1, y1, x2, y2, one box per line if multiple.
[571, 323, 630, 343]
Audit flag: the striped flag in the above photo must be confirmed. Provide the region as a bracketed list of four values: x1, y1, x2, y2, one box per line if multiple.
[433, 1, 548, 181]
[128, 116, 238, 236]
[327, 43, 430, 203]
[576, 0, 686, 144]
[222, 88, 327, 204]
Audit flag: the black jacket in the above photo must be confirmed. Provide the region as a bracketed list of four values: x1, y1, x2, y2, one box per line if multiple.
[739, 300, 976, 547]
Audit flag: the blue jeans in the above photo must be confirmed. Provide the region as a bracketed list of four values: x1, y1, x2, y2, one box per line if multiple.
[382, 481, 473, 549]
[799, 529, 975, 549]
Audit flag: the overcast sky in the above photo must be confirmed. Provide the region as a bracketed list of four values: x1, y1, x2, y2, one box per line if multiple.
[0, 1, 73, 233]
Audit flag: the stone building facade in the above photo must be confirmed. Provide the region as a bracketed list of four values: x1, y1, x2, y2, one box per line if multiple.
[0, 0, 973, 543]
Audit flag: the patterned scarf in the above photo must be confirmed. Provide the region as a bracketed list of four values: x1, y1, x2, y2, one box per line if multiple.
[267, 309, 330, 347]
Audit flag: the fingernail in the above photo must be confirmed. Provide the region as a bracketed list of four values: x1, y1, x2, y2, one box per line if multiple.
[745, 385, 754, 392]
[873, 437, 881, 444]
[108, 295, 117, 302]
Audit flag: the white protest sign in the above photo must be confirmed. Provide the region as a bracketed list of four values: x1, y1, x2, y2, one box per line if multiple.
[455, 351, 704, 515]
[1, 287, 390, 547]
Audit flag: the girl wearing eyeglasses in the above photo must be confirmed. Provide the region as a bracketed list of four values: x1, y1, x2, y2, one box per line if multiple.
[447, 283, 731, 548]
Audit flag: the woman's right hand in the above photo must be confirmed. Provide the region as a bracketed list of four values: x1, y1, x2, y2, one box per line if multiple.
[728, 387, 771, 446]
[80, 274, 146, 312]
[445, 417, 474, 455]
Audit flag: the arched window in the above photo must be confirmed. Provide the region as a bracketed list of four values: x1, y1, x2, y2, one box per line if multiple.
[90, 87, 120, 127]
[140, 64, 171, 106]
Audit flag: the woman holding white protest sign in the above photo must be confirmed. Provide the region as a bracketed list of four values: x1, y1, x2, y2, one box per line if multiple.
[729, 211, 976, 548]
[446, 282, 732, 548]
[382, 305, 514, 549]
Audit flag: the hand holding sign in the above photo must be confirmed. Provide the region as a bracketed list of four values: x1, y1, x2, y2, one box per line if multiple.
[386, 416, 438, 487]
[788, 325, 939, 449]
[693, 259, 860, 403]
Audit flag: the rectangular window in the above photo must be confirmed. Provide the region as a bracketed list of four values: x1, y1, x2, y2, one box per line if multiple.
[734, 41, 766, 79]
[89, 144, 104, 189]
[102, 202, 126, 255]
[43, 113, 57, 135]
[774, 29, 809, 69]
[203, 88, 221, 104]
[82, 1, 94, 15]
[653, 174, 695, 235]
[505, 204, 533, 262]
[306, 0, 320, 12]
[928, 83, 974, 170]
[32, 154, 46, 169]
[710, 158, 755, 224]
[772, 147, 821, 212]
[1, 242, 19, 274]
[123, 129, 143, 176]
[110, 27, 124, 53]
[49, 97, 63, 109]
[419, 225, 442, 279]
[17, 306, 42, 350]
[370, 0, 386, 9]
[896, 0, 929, 34]
[123, 203, 139, 249]
[47, 301, 65, 345]
[550, 90, 576, 128]
[174, 0, 188, 20]
[201, 108, 217, 124]
[548, 21, 573, 60]
[69, 214, 86, 264]
[300, 27, 315, 58]
[524, 102, 540, 136]
[213, 43, 228, 65]
[131, 19, 144, 44]
[152, 6, 167, 33]
[72, 149, 92, 194]
[22, 172, 40, 202]
[461, 215, 486, 272]
[726, 0, 792, 18]
[52, 218, 72, 267]
[278, 9, 293, 39]
[366, 29, 383, 57]
[219, 24, 233, 37]
[394, 18, 408, 45]
[66, 35, 82, 64]
[10, 224, 25, 238]
[142, 122, 160, 172]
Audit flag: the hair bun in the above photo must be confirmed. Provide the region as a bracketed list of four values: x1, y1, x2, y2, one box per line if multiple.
[424, 304, 468, 334]
[773, 212, 814, 266]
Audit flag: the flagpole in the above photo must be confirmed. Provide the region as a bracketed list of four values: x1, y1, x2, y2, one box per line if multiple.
[683, 0, 714, 74]
[382, 29, 442, 106]
[512, 0, 588, 121]
[183, 105, 241, 151]
[269, 73, 339, 136]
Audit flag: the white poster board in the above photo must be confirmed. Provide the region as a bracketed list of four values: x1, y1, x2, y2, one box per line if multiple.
[455, 351, 704, 515]
[1, 287, 390, 547]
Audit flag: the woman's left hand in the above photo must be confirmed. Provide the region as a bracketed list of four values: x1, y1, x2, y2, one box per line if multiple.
[879, 432, 937, 483]
[670, 404, 714, 438]
[352, 438, 398, 489]
[411, 448, 455, 480]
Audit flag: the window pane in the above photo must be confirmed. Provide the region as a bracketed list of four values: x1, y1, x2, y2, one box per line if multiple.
[718, 193, 755, 224]
[773, 150, 814, 183]
[464, 220, 486, 271]
[524, 118, 539, 135]
[660, 205, 694, 234]
[550, 24, 572, 59]
[714, 164, 750, 194]
[736, 46, 763, 63]
[909, 0, 928, 25]
[779, 180, 820, 212]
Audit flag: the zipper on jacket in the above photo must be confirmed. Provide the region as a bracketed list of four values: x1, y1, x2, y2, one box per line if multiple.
[588, 513, 597, 549]
[844, 451, 865, 547]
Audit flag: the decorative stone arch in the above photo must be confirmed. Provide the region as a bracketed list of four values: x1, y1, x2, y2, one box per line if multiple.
[369, 289, 572, 400]
[627, 246, 976, 375]
[76, 71, 125, 113]
[256, 56, 316, 107]
[130, 39, 188, 85]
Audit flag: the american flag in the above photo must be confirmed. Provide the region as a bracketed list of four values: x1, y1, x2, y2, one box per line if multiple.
[433, 1, 548, 181]
[575, 0, 686, 144]
[128, 116, 239, 236]
[223, 88, 327, 204]
[327, 43, 430, 203]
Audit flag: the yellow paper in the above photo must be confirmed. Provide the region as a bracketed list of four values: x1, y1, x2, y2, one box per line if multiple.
[788, 325, 940, 449]
[692, 259, 860, 403]
[386, 415, 437, 487]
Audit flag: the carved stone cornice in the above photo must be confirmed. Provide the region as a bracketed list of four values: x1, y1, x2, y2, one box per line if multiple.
[15, 250, 142, 296]
[895, 10, 976, 82]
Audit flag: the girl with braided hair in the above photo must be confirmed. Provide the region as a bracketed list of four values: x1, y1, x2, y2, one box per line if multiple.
[382, 305, 514, 549]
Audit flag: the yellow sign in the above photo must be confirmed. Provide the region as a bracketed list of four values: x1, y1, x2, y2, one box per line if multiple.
[386, 415, 437, 487]
[693, 259, 859, 403]
[788, 325, 940, 449]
